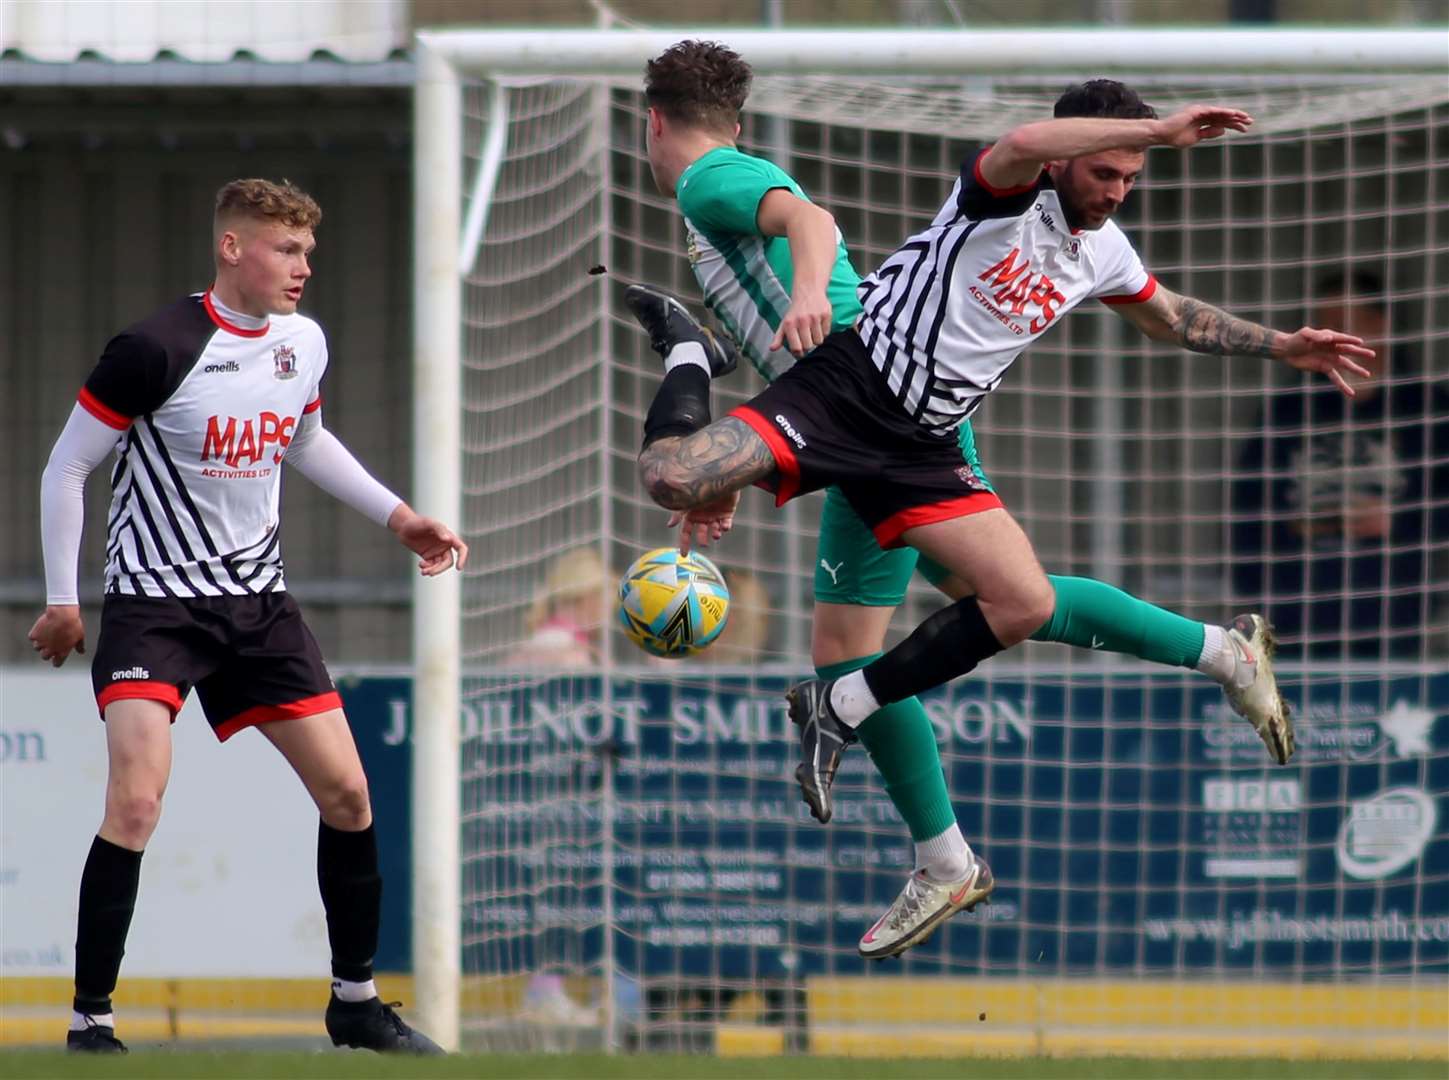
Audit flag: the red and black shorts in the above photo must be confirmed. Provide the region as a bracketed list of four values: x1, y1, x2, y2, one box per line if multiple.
[728, 328, 1002, 549]
[90, 592, 340, 741]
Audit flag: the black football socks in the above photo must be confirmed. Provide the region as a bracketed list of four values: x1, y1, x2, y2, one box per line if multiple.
[73, 836, 142, 1018]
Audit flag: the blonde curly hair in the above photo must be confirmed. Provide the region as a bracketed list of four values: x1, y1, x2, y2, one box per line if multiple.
[214, 178, 322, 231]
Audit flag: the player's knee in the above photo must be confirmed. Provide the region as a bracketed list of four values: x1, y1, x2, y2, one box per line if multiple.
[1023, 580, 1055, 636]
[982, 582, 1053, 648]
[320, 773, 372, 831]
[104, 788, 164, 847]
[1001, 582, 1054, 646]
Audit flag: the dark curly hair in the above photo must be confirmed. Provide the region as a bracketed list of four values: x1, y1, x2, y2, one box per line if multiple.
[644, 40, 752, 135]
[1054, 79, 1157, 121]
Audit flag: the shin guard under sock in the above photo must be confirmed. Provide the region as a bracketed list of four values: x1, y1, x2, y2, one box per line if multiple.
[318, 821, 381, 984]
[642, 365, 711, 448]
[861, 596, 1005, 707]
[73, 836, 142, 1016]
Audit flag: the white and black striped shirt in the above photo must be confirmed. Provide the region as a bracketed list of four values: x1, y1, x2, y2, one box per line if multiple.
[77, 292, 327, 598]
[857, 149, 1156, 434]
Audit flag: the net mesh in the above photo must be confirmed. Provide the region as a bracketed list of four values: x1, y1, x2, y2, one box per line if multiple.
[455, 73, 1448, 1054]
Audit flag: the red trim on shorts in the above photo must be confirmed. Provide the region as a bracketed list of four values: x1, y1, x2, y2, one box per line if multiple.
[213, 690, 342, 743]
[728, 404, 800, 506]
[303, 396, 322, 414]
[77, 387, 132, 430]
[872, 491, 1004, 550]
[97, 681, 183, 719]
[972, 147, 1042, 198]
[1099, 275, 1158, 306]
[202, 290, 269, 338]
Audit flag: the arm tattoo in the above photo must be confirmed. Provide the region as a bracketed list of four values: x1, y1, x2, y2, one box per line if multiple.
[638, 417, 777, 511]
[1173, 296, 1279, 357]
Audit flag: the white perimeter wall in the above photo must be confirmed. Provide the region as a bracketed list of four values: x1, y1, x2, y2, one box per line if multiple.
[0, 668, 329, 977]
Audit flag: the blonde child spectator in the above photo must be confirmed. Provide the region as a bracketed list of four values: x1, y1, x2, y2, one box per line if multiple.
[508, 547, 611, 668]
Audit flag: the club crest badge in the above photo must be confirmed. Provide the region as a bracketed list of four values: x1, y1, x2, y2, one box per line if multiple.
[272, 344, 299, 380]
[955, 465, 988, 491]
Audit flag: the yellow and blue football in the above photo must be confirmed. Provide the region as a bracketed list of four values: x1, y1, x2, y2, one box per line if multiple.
[617, 547, 730, 659]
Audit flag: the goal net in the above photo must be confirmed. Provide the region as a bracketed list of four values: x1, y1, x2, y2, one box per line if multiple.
[440, 41, 1448, 1057]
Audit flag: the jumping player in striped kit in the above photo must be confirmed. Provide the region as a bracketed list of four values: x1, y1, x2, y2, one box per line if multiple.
[627, 49, 1374, 959]
[30, 179, 464, 1054]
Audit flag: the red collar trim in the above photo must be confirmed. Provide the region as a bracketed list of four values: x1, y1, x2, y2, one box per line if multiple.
[203, 290, 269, 338]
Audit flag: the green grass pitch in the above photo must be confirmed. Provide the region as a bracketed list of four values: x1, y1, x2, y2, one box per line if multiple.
[0, 1054, 1442, 1080]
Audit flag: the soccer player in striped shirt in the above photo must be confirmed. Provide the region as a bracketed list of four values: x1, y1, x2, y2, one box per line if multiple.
[29, 179, 464, 1054]
[629, 45, 1372, 958]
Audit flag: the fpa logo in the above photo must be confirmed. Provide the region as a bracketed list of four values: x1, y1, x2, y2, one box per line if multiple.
[1203, 778, 1301, 812]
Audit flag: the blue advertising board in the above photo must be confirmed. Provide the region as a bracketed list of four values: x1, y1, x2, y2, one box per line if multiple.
[338, 669, 1448, 980]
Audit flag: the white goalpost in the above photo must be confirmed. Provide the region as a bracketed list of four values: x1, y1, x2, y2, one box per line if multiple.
[411, 27, 1448, 1054]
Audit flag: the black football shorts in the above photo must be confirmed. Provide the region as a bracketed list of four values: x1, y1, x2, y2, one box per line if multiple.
[728, 328, 1002, 549]
[91, 592, 339, 741]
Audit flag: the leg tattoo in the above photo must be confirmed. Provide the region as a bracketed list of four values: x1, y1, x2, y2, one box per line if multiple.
[638, 417, 777, 511]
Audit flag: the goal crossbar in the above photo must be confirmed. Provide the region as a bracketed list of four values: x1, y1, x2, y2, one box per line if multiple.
[419, 27, 1448, 77]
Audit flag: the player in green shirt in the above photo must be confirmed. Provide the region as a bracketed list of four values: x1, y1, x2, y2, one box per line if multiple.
[630, 40, 1290, 960]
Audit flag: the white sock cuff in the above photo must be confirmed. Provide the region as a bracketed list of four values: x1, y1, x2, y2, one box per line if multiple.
[331, 977, 378, 1003]
[828, 670, 880, 728]
[915, 823, 974, 880]
[71, 1010, 114, 1031]
[664, 342, 709, 374]
[1196, 624, 1231, 682]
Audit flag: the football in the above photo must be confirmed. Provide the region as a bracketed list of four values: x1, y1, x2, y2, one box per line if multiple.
[617, 547, 731, 659]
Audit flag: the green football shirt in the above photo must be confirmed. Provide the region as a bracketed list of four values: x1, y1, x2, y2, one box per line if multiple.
[676, 146, 863, 382]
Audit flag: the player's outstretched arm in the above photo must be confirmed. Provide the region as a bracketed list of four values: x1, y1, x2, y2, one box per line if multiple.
[285, 415, 466, 573]
[979, 105, 1253, 190]
[388, 503, 469, 576]
[1112, 283, 1374, 397]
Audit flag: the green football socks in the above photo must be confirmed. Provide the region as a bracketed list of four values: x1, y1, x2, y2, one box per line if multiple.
[1032, 574, 1205, 668]
[816, 655, 957, 843]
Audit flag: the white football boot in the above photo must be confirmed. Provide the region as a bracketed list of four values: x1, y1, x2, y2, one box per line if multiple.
[1221, 613, 1295, 765]
[858, 858, 995, 960]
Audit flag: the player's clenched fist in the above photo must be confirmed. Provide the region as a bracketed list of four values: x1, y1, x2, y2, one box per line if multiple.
[28, 604, 85, 667]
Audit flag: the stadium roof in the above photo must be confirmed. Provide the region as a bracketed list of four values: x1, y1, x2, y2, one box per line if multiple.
[0, 54, 414, 87]
[0, 0, 412, 83]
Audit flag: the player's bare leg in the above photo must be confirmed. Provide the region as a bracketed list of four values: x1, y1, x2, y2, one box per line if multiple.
[812, 602, 896, 670]
[903, 508, 1058, 645]
[264, 710, 443, 1055]
[99, 701, 175, 851]
[639, 417, 776, 513]
[69, 700, 173, 1053]
[262, 707, 371, 830]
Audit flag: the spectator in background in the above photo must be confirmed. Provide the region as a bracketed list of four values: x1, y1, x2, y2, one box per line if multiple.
[1232, 269, 1449, 659]
[507, 546, 611, 668]
[703, 569, 773, 664]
